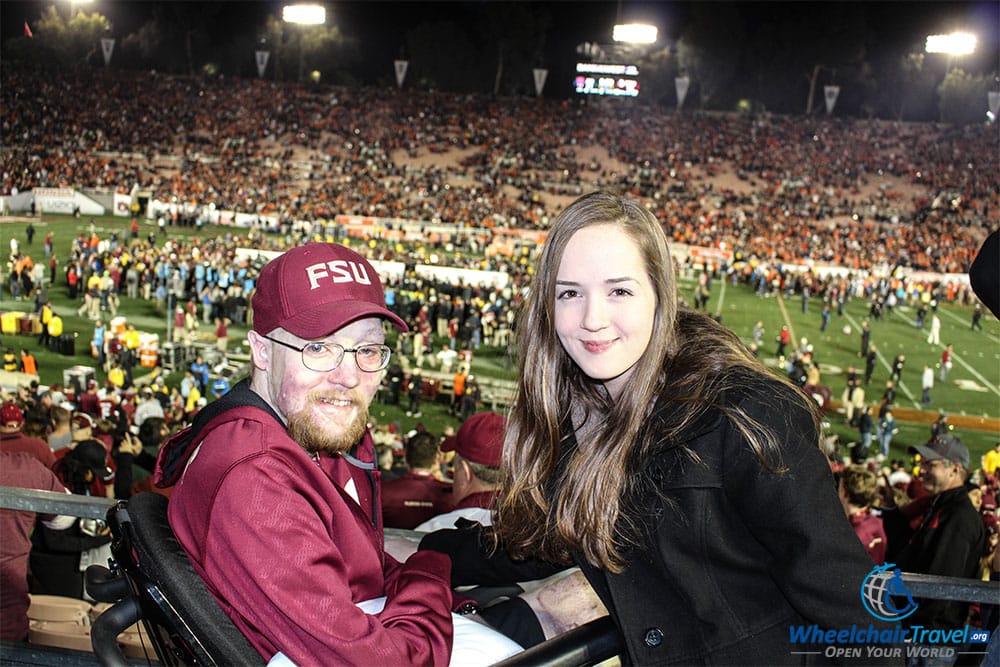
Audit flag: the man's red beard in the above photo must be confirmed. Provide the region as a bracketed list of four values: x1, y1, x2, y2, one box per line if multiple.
[287, 391, 369, 455]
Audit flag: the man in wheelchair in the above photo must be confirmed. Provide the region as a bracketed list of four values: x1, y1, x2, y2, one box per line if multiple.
[150, 243, 522, 666]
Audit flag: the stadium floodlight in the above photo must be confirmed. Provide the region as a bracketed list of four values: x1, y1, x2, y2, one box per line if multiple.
[282, 4, 326, 25]
[925, 32, 976, 56]
[282, 4, 326, 83]
[612, 23, 657, 44]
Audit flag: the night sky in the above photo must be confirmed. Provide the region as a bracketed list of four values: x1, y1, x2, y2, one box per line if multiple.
[2, 1, 997, 84]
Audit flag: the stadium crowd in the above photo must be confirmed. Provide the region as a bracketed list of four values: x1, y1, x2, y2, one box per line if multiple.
[3, 62, 996, 277]
[1, 62, 999, 653]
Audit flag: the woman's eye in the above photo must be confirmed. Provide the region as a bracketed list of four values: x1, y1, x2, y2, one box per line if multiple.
[556, 289, 578, 300]
[611, 288, 633, 297]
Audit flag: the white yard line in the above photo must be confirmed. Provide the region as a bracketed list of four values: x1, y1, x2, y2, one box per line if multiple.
[841, 311, 919, 408]
[888, 307, 1000, 400]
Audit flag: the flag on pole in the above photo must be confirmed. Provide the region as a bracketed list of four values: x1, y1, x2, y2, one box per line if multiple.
[24, 21, 33, 38]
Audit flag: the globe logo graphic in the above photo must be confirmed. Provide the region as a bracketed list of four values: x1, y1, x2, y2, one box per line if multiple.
[860, 563, 919, 622]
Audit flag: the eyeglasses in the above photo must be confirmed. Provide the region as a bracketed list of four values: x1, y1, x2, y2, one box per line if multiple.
[263, 335, 391, 373]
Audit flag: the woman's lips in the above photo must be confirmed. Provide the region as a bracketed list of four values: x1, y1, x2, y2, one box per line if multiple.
[581, 339, 614, 353]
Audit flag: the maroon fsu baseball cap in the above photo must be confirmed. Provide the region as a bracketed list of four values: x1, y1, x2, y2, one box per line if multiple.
[441, 412, 506, 468]
[0, 402, 25, 428]
[251, 243, 407, 338]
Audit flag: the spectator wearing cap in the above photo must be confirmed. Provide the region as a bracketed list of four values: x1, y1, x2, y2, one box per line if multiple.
[45, 386, 65, 410]
[0, 401, 54, 468]
[415, 412, 505, 533]
[134, 387, 165, 427]
[70, 412, 96, 444]
[880, 434, 985, 635]
[381, 431, 453, 529]
[152, 242, 522, 665]
[29, 440, 114, 599]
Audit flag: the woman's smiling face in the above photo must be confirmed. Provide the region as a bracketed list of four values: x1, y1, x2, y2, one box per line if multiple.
[554, 224, 656, 399]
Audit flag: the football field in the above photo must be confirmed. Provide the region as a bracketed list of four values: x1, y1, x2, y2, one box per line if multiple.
[685, 271, 1000, 463]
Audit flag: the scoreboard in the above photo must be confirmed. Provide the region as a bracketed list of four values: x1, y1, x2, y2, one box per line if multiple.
[573, 63, 639, 98]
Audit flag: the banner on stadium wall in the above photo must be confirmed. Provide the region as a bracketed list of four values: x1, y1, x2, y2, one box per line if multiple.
[492, 228, 547, 241]
[394, 60, 408, 89]
[533, 68, 548, 97]
[907, 270, 970, 287]
[101, 38, 114, 66]
[824, 85, 840, 115]
[255, 50, 270, 78]
[686, 245, 733, 262]
[336, 214, 377, 228]
[413, 263, 509, 289]
[31, 188, 105, 216]
[232, 211, 279, 228]
[34, 188, 77, 215]
[675, 76, 690, 109]
[112, 193, 132, 216]
[233, 247, 504, 288]
[989, 91, 1000, 119]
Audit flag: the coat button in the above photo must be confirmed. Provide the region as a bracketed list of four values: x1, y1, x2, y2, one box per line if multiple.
[643, 627, 664, 647]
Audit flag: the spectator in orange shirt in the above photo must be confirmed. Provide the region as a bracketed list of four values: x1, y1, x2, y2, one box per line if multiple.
[19, 350, 36, 376]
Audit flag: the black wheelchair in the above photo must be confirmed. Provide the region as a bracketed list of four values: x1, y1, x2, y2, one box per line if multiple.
[86, 492, 620, 667]
[85, 492, 263, 666]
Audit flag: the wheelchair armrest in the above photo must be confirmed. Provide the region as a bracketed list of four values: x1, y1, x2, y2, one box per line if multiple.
[492, 615, 622, 667]
[90, 596, 140, 667]
[86, 564, 131, 603]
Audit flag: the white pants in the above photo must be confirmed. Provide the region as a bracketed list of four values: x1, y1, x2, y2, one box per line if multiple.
[267, 597, 523, 667]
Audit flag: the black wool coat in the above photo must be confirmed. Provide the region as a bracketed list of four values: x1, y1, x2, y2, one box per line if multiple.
[573, 380, 880, 665]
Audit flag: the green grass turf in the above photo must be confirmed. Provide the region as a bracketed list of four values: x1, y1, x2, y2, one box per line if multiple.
[2, 213, 997, 466]
[688, 272, 999, 465]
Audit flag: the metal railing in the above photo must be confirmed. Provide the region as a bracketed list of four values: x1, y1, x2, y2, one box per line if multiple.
[2, 486, 998, 667]
[1, 487, 114, 520]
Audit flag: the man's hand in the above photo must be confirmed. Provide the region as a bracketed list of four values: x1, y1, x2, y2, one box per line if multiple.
[119, 433, 143, 456]
[518, 568, 608, 639]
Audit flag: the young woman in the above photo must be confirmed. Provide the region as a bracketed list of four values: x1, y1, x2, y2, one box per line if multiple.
[497, 192, 879, 665]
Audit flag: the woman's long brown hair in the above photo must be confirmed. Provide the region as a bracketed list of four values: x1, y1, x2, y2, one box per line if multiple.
[496, 191, 816, 572]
